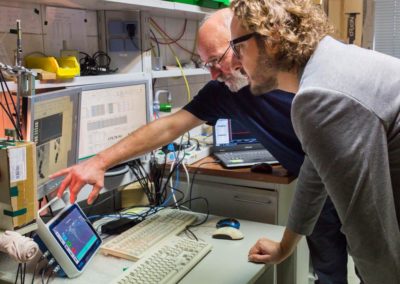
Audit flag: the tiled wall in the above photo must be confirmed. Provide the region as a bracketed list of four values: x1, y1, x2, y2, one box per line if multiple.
[149, 15, 211, 109]
[0, 1, 99, 63]
[149, 16, 199, 67]
[153, 74, 211, 109]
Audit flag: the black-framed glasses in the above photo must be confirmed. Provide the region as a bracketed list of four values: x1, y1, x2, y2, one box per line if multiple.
[229, 32, 258, 59]
[203, 45, 231, 70]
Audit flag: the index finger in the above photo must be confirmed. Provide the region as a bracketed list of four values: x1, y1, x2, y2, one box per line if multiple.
[56, 174, 72, 199]
[49, 167, 71, 179]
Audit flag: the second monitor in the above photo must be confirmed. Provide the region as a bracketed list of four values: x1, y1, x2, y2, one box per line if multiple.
[78, 80, 151, 162]
[23, 87, 81, 199]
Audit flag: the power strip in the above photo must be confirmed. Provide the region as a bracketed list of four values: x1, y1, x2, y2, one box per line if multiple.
[155, 146, 211, 165]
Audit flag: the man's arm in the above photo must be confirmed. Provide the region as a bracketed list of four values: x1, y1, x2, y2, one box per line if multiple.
[248, 228, 302, 264]
[51, 109, 204, 204]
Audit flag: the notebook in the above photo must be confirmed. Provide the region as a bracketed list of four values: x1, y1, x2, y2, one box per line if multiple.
[212, 119, 279, 168]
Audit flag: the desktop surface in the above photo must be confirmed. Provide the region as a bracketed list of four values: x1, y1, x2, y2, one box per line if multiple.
[0, 214, 285, 284]
[188, 156, 295, 185]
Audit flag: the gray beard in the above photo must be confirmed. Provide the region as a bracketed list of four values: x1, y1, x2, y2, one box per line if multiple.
[217, 70, 249, 92]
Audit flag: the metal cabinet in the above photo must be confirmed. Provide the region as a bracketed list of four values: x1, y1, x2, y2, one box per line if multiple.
[188, 180, 279, 224]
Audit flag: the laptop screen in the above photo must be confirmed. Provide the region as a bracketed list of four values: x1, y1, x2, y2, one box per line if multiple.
[214, 119, 263, 150]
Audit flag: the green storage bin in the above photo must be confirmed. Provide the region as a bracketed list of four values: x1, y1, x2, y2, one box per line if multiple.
[198, 0, 229, 9]
[165, 0, 198, 5]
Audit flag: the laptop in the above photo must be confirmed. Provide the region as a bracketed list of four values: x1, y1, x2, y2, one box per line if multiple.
[213, 119, 279, 168]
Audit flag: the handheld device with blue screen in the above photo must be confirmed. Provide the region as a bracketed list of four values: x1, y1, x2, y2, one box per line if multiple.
[37, 194, 102, 278]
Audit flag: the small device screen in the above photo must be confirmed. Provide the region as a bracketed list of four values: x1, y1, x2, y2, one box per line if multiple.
[214, 119, 259, 147]
[49, 204, 101, 270]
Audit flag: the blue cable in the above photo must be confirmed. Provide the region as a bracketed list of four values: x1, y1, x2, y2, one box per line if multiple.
[87, 213, 141, 220]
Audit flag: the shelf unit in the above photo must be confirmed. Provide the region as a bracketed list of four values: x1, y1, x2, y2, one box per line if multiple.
[12, 0, 213, 18]
[152, 67, 208, 78]
[5, 73, 143, 92]
[1, 0, 213, 91]
[4, 68, 211, 92]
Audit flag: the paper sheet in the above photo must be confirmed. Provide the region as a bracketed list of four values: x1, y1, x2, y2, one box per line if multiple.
[44, 6, 88, 56]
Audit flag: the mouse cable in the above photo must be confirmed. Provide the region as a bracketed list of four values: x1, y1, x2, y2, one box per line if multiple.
[184, 227, 198, 242]
[180, 197, 210, 228]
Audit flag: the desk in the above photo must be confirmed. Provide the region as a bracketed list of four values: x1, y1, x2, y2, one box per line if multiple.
[188, 156, 295, 184]
[181, 156, 309, 284]
[0, 215, 286, 284]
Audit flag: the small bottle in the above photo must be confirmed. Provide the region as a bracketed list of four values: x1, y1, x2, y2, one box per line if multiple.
[60, 40, 79, 60]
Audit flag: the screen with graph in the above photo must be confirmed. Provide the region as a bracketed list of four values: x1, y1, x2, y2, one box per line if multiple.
[214, 118, 258, 147]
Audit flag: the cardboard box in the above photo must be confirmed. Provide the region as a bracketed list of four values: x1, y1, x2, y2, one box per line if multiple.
[327, 0, 364, 46]
[0, 140, 37, 230]
[119, 181, 149, 209]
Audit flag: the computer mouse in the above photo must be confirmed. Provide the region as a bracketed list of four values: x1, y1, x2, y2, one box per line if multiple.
[212, 227, 244, 240]
[216, 218, 240, 229]
[250, 162, 273, 174]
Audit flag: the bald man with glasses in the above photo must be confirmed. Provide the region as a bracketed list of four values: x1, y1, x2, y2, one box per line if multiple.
[52, 9, 346, 283]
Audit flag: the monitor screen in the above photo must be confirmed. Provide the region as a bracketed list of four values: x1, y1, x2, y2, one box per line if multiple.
[36, 113, 63, 145]
[23, 88, 80, 199]
[78, 81, 149, 161]
[214, 119, 259, 147]
[49, 204, 101, 270]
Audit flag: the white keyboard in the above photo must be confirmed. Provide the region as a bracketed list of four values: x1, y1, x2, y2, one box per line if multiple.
[101, 209, 197, 261]
[112, 236, 212, 284]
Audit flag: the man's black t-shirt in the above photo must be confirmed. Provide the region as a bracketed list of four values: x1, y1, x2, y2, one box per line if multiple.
[183, 80, 304, 175]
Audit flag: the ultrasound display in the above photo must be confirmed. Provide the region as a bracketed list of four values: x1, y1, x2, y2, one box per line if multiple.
[51, 207, 98, 264]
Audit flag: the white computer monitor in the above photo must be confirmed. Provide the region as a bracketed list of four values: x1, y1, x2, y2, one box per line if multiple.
[78, 80, 151, 161]
[23, 87, 81, 199]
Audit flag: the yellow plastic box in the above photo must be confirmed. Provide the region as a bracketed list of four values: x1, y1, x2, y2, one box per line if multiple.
[25, 56, 80, 79]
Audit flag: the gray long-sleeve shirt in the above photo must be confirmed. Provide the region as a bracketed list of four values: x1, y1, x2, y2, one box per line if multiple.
[288, 36, 400, 283]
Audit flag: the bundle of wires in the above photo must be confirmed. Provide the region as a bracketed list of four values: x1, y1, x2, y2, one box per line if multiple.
[0, 69, 23, 140]
[128, 159, 157, 205]
[149, 17, 194, 102]
[79, 51, 118, 76]
[128, 156, 186, 207]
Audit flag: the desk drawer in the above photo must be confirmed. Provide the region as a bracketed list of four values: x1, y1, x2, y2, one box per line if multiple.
[189, 181, 278, 224]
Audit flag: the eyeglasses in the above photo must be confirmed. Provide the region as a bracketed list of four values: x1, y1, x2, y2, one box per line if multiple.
[203, 45, 231, 70]
[229, 32, 258, 59]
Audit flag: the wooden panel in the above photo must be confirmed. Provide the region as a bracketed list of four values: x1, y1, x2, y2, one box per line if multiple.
[328, 0, 364, 46]
[328, 0, 345, 40]
[188, 156, 296, 185]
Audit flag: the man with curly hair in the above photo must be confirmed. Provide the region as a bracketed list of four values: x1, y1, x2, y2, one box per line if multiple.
[229, 0, 400, 283]
[53, 9, 332, 281]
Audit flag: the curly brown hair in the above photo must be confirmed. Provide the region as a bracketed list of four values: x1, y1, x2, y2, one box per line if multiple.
[230, 0, 334, 70]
